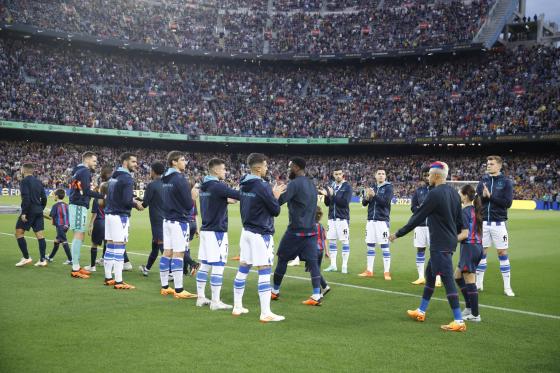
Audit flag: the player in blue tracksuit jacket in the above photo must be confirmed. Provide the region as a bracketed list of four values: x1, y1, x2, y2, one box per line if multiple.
[159, 151, 196, 299]
[196, 158, 241, 309]
[103, 153, 142, 289]
[360, 169, 394, 279]
[320, 167, 353, 273]
[390, 161, 467, 332]
[232, 153, 286, 322]
[272, 158, 324, 306]
[15, 163, 48, 267]
[475, 155, 515, 296]
[68, 151, 105, 278]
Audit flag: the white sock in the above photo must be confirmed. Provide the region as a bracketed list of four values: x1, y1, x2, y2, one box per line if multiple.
[416, 251, 425, 278]
[499, 254, 511, 289]
[103, 244, 115, 279]
[159, 256, 171, 287]
[196, 263, 210, 298]
[476, 255, 487, 287]
[341, 243, 350, 269]
[113, 244, 125, 283]
[210, 265, 225, 302]
[366, 244, 375, 272]
[172, 257, 184, 291]
[258, 268, 272, 315]
[382, 245, 391, 273]
[234, 265, 250, 308]
[329, 242, 337, 267]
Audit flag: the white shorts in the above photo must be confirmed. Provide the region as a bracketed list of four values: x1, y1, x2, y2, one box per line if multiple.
[198, 231, 229, 263]
[365, 220, 390, 245]
[163, 219, 189, 253]
[413, 226, 430, 248]
[482, 221, 509, 249]
[104, 214, 129, 243]
[327, 219, 349, 242]
[239, 229, 274, 267]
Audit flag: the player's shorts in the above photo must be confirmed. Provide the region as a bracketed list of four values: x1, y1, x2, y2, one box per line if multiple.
[426, 250, 455, 278]
[163, 219, 189, 253]
[277, 230, 316, 262]
[306, 250, 324, 272]
[413, 226, 430, 248]
[105, 214, 130, 243]
[150, 219, 163, 242]
[16, 213, 44, 232]
[458, 243, 483, 273]
[482, 221, 509, 249]
[198, 231, 229, 264]
[91, 219, 105, 246]
[365, 220, 390, 245]
[69, 204, 88, 232]
[239, 229, 274, 267]
[327, 219, 349, 242]
[189, 222, 198, 241]
[55, 225, 68, 242]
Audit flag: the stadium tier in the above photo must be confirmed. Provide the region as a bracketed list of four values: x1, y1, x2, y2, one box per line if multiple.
[0, 37, 558, 139]
[2, 0, 493, 54]
[0, 141, 558, 201]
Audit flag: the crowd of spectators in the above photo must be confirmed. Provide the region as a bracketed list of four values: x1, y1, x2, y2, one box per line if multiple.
[1, 141, 557, 201]
[2, 0, 493, 54]
[1, 37, 558, 139]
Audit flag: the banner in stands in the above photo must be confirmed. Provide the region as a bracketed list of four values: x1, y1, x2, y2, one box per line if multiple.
[0, 188, 555, 210]
[353, 133, 560, 144]
[197, 135, 348, 145]
[0, 120, 188, 141]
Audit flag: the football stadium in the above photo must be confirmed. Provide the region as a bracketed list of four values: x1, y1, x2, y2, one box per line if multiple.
[0, 0, 559, 371]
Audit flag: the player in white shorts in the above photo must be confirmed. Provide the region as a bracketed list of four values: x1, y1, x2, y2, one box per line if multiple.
[232, 153, 286, 322]
[476, 155, 515, 296]
[103, 153, 143, 289]
[196, 158, 240, 310]
[320, 167, 353, 273]
[159, 151, 198, 299]
[359, 169, 394, 280]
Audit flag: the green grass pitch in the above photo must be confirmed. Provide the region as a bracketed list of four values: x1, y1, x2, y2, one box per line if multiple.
[0, 195, 559, 372]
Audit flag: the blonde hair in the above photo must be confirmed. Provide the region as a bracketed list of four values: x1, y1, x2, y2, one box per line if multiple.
[429, 161, 449, 180]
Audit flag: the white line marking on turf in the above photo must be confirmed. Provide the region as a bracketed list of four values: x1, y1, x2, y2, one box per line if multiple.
[2, 232, 559, 320]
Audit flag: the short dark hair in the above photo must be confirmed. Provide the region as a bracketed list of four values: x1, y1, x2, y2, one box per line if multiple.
[487, 155, 503, 165]
[54, 189, 65, 200]
[120, 152, 137, 163]
[167, 150, 184, 167]
[376, 168, 386, 173]
[151, 162, 165, 176]
[421, 166, 431, 174]
[208, 158, 225, 170]
[247, 153, 267, 167]
[333, 164, 343, 172]
[290, 157, 306, 170]
[100, 166, 113, 182]
[82, 151, 96, 161]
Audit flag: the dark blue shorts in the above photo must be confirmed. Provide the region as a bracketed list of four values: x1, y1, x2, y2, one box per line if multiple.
[277, 231, 317, 262]
[16, 213, 44, 232]
[55, 225, 68, 242]
[151, 219, 163, 242]
[189, 222, 197, 241]
[91, 219, 105, 246]
[458, 243, 483, 273]
[427, 250, 455, 278]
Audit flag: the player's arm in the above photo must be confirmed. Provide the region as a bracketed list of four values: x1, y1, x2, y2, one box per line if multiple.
[261, 184, 282, 217]
[323, 193, 331, 207]
[216, 183, 241, 201]
[122, 178, 138, 210]
[457, 208, 470, 241]
[20, 178, 31, 217]
[88, 212, 97, 236]
[178, 177, 194, 212]
[411, 190, 419, 213]
[44, 205, 55, 220]
[489, 179, 513, 208]
[278, 182, 295, 206]
[79, 170, 104, 199]
[361, 189, 370, 206]
[373, 184, 393, 207]
[394, 191, 436, 239]
[40, 187, 47, 209]
[476, 180, 489, 201]
[141, 183, 153, 208]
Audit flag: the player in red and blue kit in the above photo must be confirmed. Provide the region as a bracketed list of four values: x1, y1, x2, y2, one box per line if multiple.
[45, 189, 72, 264]
[305, 206, 330, 295]
[455, 184, 484, 322]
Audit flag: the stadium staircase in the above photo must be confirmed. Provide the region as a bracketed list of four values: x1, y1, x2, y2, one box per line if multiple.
[474, 0, 518, 48]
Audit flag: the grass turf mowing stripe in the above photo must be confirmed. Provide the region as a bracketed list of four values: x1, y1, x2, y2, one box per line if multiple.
[3, 232, 559, 321]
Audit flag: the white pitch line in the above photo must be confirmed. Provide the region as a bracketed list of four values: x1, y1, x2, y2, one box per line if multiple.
[2, 232, 559, 320]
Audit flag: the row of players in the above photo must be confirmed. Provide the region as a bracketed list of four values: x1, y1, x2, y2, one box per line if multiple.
[13, 152, 513, 329]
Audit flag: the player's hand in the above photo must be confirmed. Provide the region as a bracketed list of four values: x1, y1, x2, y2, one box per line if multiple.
[227, 198, 238, 204]
[327, 186, 334, 195]
[273, 183, 287, 199]
[20, 214, 27, 223]
[389, 233, 397, 242]
[318, 188, 328, 196]
[482, 184, 491, 198]
[191, 186, 200, 200]
[366, 187, 375, 199]
[134, 200, 144, 211]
